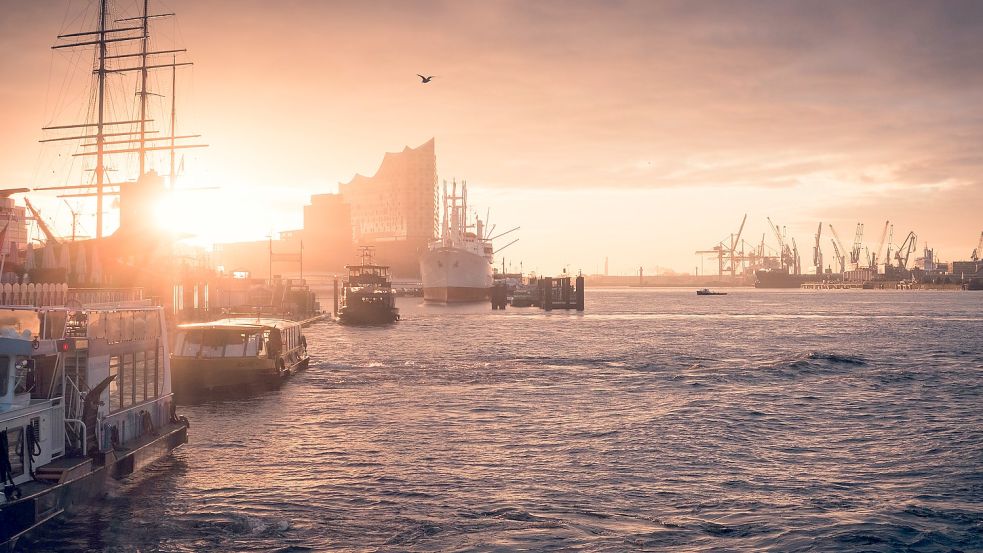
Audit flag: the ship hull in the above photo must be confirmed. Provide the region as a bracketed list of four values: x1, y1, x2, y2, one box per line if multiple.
[0, 422, 188, 550]
[754, 269, 824, 289]
[420, 247, 493, 303]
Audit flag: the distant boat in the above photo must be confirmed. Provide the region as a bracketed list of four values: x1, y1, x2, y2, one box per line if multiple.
[338, 248, 400, 324]
[696, 288, 726, 296]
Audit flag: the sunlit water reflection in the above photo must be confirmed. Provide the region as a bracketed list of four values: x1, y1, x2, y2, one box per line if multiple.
[21, 289, 983, 551]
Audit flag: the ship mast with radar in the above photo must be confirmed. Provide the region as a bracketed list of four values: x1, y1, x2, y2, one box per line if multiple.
[39, 0, 206, 238]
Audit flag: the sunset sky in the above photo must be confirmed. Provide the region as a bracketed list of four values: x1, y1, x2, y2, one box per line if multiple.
[1, 0, 981, 274]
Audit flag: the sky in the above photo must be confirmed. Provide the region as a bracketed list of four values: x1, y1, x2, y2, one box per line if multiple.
[0, 0, 981, 275]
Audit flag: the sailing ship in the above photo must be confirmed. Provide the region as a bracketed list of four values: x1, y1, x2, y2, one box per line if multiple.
[338, 247, 400, 324]
[0, 0, 206, 546]
[420, 180, 515, 303]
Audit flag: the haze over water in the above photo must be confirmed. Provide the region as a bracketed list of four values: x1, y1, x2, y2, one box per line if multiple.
[20, 289, 983, 552]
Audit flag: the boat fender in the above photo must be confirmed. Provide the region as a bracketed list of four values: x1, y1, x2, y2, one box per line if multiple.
[140, 410, 156, 436]
[16, 425, 42, 480]
[277, 359, 286, 375]
[0, 430, 22, 500]
[179, 415, 190, 428]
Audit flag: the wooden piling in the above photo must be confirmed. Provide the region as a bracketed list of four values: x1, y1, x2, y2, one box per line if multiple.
[575, 275, 585, 311]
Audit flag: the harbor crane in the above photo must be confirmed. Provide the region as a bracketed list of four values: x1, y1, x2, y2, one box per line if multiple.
[972, 231, 983, 262]
[850, 223, 864, 266]
[695, 214, 749, 277]
[895, 231, 918, 269]
[828, 223, 848, 271]
[829, 238, 845, 273]
[871, 220, 889, 268]
[24, 197, 61, 245]
[812, 222, 823, 274]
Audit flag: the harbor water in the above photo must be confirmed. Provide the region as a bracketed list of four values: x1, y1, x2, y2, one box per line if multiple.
[20, 289, 983, 552]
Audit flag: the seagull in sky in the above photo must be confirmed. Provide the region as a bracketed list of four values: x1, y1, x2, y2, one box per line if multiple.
[417, 74, 434, 83]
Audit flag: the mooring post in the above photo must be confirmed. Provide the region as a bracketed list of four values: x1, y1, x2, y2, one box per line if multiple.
[543, 277, 553, 311]
[333, 278, 339, 317]
[575, 275, 585, 311]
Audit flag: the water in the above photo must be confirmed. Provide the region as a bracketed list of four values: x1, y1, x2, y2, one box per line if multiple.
[20, 289, 983, 552]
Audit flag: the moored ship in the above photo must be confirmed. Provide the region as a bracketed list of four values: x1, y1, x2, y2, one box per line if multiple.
[754, 268, 824, 288]
[0, 302, 189, 549]
[420, 180, 496, 303]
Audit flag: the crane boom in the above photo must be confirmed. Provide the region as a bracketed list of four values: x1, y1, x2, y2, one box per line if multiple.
[830, 238, 845, 273]
[23, 197, 61, 245]
[896, 231, 917, 269]
[872, 220, 889, 268]
[828, 223, 847, 269]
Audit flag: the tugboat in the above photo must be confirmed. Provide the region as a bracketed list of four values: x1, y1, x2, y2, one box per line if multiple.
[0, 303, 189, 549]
[338, 248, 400, 324]
[170, 317, 309, 399]
[696, 288, 727, 296]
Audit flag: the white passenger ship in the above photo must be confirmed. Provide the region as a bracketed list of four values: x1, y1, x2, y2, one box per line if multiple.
[419, 180, 497, 303]
[0, 299, 188, 548]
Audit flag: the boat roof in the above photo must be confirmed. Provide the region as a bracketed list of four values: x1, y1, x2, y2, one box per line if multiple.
[176, 317, 300, 331]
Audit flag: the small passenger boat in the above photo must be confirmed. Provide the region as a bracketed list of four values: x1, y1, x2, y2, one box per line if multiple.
[0, 304, 189, 549]
[338, 248, 399, 324]
[696, 288, 727, 296]
[170, 318, 309, 398]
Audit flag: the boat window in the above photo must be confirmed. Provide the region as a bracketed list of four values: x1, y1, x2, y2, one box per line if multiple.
[123, 354, 135, 408]
[146, 351, 158, 398]
[156, 346, 165, 396]
[43, 311, 67, 339]
[30, 355, 60, 400]
[177, 330, 203, 357]
[0, 355, 8, 396]
[132, 312, 146, 341]
[245, 333, 260, 357]
[107, 312, 121, 344]
[135, 352, 147, 403]
[122, 312, 133, 342]
[224, 332, 248, 357]
[4, 427, 23, 478]
[109, 355, 121, 411]
[0, 310, 41, 340]
[88, 311, 104, 339]
[201, 330, 238, 358]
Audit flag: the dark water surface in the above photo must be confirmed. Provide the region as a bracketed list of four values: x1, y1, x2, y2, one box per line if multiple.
[22, 289, 983, 552]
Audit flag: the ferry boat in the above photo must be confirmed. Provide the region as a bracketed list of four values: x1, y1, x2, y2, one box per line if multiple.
[170, 318, 309, 398]
[0, 303, 189, 549]
[420, 180, 515, 303]
[338, 248, 399, 324]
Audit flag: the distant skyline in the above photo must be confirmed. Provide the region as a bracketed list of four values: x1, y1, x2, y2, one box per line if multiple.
[1, 0, 981, 274]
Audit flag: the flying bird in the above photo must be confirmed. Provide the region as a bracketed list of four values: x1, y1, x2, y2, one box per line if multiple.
[417, 74, 434, 83]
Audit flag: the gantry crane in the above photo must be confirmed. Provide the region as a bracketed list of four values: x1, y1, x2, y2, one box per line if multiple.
[972, 231, 983, 262]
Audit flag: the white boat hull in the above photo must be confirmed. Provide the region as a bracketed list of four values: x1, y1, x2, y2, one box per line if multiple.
[419, 247, 493, 302]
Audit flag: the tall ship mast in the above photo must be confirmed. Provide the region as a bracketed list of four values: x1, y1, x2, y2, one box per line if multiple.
[419, 180, 497, 302]
[38, 0, 206, 240]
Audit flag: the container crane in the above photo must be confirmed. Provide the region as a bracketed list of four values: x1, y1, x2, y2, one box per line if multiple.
[766, 217, 787, 270]
[972, 231, 983, 262]
[885, 224, 894, 264]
